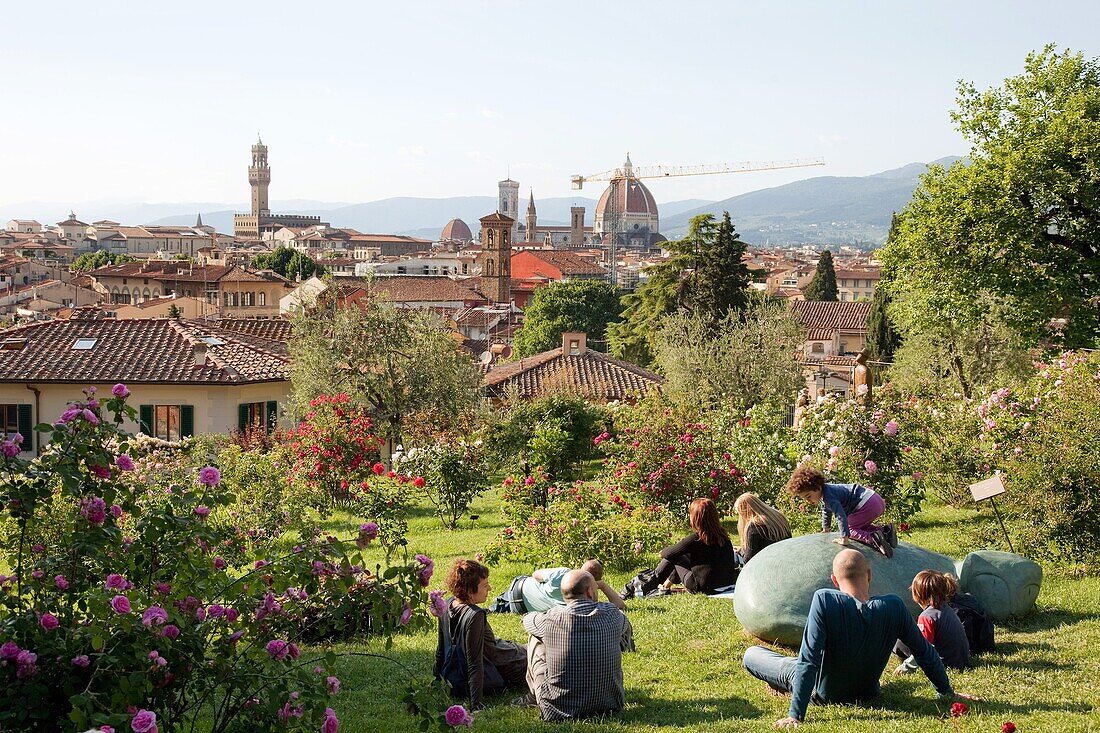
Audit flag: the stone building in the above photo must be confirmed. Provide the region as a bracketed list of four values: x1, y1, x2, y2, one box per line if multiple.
[232, 137, 329, 239]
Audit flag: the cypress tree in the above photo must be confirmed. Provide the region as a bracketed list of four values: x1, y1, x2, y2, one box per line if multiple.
[804, 249, 838, 301]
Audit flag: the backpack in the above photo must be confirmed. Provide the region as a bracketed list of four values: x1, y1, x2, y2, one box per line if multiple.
[489, 575, 529, 614]
[621, 568, 661, 599]
[949, 592, 996, 655]
[436, 605, 504, 698]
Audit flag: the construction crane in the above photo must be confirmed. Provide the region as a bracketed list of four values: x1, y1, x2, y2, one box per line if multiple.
[572, 155, 825, 284]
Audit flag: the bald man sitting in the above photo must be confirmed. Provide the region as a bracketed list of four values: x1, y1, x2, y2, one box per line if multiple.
[521, 569, 634, 721]
[742, 549, 974, 729]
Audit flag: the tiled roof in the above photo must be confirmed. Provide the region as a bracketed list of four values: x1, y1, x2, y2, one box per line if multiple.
[516, 250, 606, 277]
[208, 318, 292, 349]
[0, 318, 289, 384]
[790, 300, 871, 332]
[342, 276, 488, 303]
[90, 263, 288, 285]
[483, 347, 663, 401]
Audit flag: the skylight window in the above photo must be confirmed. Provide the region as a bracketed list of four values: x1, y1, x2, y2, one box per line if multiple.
[201, 336, 225, 346]
[72, 338, 98, 350]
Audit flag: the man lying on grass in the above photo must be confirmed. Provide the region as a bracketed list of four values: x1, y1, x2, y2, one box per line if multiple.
[742, 548, 977, 728]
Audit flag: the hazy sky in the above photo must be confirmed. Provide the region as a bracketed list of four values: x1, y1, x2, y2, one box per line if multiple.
[2, 1, 1098, 208]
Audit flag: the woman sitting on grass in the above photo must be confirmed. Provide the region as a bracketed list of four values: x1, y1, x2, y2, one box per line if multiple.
[894, 570, 971, 674]
[654, 497, 739, 594]
[734, 492, 792, 564]
[433, 559, 528, 710]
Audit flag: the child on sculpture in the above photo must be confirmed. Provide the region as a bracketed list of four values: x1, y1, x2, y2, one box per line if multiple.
[655, 497, 739, 594]
[785, 465, 896, 558]
[734, 492, 792, 564]
[894, 570, 970, 673]
[434, 559, 528, 710]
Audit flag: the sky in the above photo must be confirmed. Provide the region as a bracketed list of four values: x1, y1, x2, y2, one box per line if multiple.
[2, 0, 1099, 210]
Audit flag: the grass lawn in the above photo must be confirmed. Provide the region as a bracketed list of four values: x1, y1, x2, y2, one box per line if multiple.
[325, 492, 1099, 732]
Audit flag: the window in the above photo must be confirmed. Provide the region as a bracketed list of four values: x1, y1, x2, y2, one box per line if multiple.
[811, 342, 825, 354]
[72, 338, 98, 350]
[140, 404, 193, 441]
[258, 292, 266, 306]
[1, 404, 21, 440]
[239, 401, 278, 433]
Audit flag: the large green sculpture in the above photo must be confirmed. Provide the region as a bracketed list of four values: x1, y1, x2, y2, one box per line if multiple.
[733, 534, 1041, 646]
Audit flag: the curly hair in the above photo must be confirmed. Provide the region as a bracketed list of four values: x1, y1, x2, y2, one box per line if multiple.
[785, 464, 825, 497]
[910, 570, 959, 608]
[445, 559, 489, 603]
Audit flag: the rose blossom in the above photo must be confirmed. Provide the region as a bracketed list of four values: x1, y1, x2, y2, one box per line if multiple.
[55, 575, 69, 590]
[445, 704, 474, 727]
[214, 557, 226, 570]
[111, 595, 132, 614]
[116, 455, 135, 471]
[265, 639, 290, 661]
[81, 496, 108, 525]
[197, 466, 221, 487]
[864, 460, 878, 475]
[1002, 723, 1016, 733]
[100, 726, 115, 733]
[950, 702, 968, 717]
[400, 604, 413, 625]
[82, 409, 100, 425]
[415, 554, 434, 586]
[142, 606, 169, 628]
[326, 675, 341, 694]
[130, 709, 157, 733]
[0, 641, 20, 659]
[193, 505, 211, 519]
[71, 654, 90, 667]
[112, 383, 131, 398]
[105, 573, 130, 591]
[1, 440, 19, 458]
[40, 613, 59, 631]
[428, 590, 447, 618]
[884, 420, 898, 436]
[161, 624, 180, 640]
[322, 708, 340, 733]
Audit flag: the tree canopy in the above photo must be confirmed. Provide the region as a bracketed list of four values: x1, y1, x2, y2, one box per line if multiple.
[803, 249, 838, 301]
[608, 212, 753, 365]
[252, 247, 328, 281]
[513, 279, 622, 357]
[881, 45, 1100, 349]
[70, 250, 135, 272]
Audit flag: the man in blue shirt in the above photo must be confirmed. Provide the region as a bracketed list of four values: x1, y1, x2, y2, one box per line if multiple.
[742, 549, 974, 728]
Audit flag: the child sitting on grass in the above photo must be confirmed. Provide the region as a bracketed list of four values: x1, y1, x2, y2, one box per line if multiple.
[785, 464, 897, 558]
[894, 570, 971, 673]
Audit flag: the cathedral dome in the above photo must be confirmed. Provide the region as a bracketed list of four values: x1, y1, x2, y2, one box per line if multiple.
[595, 177, 659, 221]
[440, 218, 473, 242]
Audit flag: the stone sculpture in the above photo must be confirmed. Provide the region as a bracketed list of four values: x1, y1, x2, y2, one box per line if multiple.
[733, 533, 1041, 646]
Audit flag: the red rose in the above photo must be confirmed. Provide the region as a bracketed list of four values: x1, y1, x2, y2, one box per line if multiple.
[1002, 724, 1016, 733]
[898, 522, 910, 532]
[951, 702, 968, 718]
[412, 476, 425, 488]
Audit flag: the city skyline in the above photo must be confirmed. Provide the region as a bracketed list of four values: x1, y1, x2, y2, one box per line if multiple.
[2, 1, 1098, 208]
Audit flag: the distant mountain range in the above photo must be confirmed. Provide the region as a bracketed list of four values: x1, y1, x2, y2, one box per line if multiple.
[660, 156, 963, 245]
[2, 158, 960, 247]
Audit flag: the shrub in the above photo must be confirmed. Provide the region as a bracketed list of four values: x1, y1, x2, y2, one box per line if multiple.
[599, 398, 746, 516]
[0, 387, 444, 732]
[394, 439, 489, 529]
[485, 395, 608, 480]
[485, 474, 677, 568]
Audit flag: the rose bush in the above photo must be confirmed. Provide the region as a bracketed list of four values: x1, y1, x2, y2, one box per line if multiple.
[393, 439, 489, 529]
[0, 387, 450, 732]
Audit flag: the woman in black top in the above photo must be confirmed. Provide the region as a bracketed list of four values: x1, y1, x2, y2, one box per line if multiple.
[433, 559, 527, 709]
[733, 492, 792, 564]
[654, 497, 739, 594]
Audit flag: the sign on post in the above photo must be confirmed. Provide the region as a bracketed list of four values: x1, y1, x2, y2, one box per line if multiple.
[969, 472, 1013, 552]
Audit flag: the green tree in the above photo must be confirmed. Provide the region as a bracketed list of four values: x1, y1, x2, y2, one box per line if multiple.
[803, 249, 838, 301]
[70, 250, 135, 272]
[654, 293, 804, 414]
[514, 279, 622, 357]
[882, 45, 1100, 349]
[608, 212, 753, 364]
[867, 215, 903, 365]
[167, 303, 182, 319]
[289, 296, 481, 445]
[252, 246, 328, 280]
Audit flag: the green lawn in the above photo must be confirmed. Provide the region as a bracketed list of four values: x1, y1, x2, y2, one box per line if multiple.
[326, 492, 1100, 732]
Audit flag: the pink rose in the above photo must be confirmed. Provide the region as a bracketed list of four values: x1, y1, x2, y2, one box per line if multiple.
[116, 455, 135, 471]
[399, 604, 413, 626]
[322, 708, 340, 733]
[161, 625, 180, 640]
[105, 573, 130, 591]
[82, 409, 100, 425]
[194, 505, 211, 519]
[130, 709, 157, 733]
[111, 595, 132, 614]
[266, 639, 290, 661]
[214, 557, 226, 570]
[55, 575, 69, 590]
[112, 383, 130, 398]
[326, 675, 341, 694]
[445, 705, 474, 727]
[142, 606, 168, 628]
[884, 420, 898, 436]
[40, 613, 59, 631]
[197, 466, 220, 487]
[863, 460, 878, 476]
[71, 654, 90, 667]
[1, 440, 19, 458]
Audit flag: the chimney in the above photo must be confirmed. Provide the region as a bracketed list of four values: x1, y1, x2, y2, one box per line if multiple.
[193, 342, 208, 367]
[562, 331, 586, 356]
[570, 206, 585, 250]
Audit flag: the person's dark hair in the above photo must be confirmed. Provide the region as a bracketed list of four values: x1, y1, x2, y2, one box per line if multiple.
[688, 497, 730, 546]
[785, 465, 825, 497]
[910, 570, 959, 608]
[580, 558, 604, 582]
[446, 559, 489, 603]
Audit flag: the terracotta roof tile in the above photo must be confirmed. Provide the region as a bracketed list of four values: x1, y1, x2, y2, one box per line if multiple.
[343, 275, 488, 303]
[0, 319, 288, 384]
[483, 347, 662, 401]
[790, 300, 871, 332]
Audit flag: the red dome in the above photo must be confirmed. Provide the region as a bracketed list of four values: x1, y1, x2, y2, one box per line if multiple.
[595, 178, 658, 219]
[440, 218, 473, 242]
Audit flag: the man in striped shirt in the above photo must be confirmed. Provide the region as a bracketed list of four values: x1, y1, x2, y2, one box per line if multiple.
[522, 569, 634, 721]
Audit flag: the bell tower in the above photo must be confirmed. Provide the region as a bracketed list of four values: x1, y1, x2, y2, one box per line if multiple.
[249, 135, 271, 218]
[525, 189, 538, 243]
[479, 212, 514, 304]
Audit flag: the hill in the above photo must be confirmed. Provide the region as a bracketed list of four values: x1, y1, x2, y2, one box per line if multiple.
[661, 156, 963, 246]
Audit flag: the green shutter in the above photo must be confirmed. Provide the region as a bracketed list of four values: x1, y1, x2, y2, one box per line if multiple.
[139, 405, 154, 435]
[265, 401, 278, 433]
[17, 404, 32, 453]
[238, 404, 249, 432]
[180, 405, 194, 438]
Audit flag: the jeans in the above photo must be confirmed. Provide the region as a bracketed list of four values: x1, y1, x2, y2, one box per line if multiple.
[742, 645, 798, 693]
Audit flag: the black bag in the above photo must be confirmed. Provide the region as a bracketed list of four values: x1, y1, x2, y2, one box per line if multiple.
[490, 575, 529, 614]
[621, 568, 661, 599]
[949, 592, 996, 655]
[436, 605, 505, 698]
